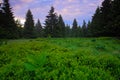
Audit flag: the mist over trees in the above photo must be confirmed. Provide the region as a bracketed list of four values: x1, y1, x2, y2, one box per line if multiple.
[0, 0, 120, 39]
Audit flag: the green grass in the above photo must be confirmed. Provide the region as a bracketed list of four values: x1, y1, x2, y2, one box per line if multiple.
[0, 37, 120, 80]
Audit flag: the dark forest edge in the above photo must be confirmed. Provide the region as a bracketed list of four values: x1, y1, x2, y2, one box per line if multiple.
[0, 0, 120, 39]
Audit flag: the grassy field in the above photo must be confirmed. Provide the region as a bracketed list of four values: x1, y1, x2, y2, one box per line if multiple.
[0, 38, 120, 80]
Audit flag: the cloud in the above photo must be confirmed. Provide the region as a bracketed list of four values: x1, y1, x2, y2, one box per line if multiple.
[20, 0, 34, 3]
[15, 17, 25, 26]
[10, 0, 104, 26]
[83, 0, 88, 3]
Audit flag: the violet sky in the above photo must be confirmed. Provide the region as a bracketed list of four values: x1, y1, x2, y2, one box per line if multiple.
[10, 0, 104, 26]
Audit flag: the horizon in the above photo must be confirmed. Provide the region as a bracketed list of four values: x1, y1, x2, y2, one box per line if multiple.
[10, 0, 104, 26]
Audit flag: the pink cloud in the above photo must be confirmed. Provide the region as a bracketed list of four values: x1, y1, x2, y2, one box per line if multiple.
[20, 0, 34, 3]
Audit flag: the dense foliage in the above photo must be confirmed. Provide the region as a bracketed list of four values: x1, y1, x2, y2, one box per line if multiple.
[0, 38, 120, 80]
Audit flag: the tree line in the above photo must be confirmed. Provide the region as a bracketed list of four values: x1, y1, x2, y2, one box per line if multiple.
[0, 0, 120, 39]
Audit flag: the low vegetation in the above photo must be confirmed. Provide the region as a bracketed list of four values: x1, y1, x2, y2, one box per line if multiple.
[0, 38, 120, 80]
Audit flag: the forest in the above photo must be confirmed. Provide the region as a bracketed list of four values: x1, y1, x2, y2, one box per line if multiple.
[0, 0, 120, 80]
[0, 0, 120, 39]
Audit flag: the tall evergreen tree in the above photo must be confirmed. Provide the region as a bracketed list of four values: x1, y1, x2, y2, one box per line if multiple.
[91, 7, 102, 37]
[110, 0, 120, 37]
[0, 2, 6, 38]
[72, 19, 78, 37]
[65, 24, 71, 37]
[100, 0, 112, 36]
[87, 21, 92, 37]
[0, 0, 19, 38]
[82, 20, 87, 37]
[23, 9, 35, 38]
[15, 20, 23, 38]
[91, 0, 118, 37]
[58, 15, 65, 37]
[35, 19, 43, 37]
[44, 6, 59, 37]
[77, 26, 82, 37]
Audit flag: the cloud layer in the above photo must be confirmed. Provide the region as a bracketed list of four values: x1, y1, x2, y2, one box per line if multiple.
[10, 0, 104, 26]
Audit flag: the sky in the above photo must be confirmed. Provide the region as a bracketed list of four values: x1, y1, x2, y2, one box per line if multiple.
[9, 0, 104, 26]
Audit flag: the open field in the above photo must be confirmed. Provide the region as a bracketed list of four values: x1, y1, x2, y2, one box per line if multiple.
[0, 38, 120, 80]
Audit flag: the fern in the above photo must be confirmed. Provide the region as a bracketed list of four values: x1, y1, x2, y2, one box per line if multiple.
[24, 53, 47, 71]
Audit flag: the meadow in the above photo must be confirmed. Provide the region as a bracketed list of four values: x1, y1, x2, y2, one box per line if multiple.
[0, 38, 120, 80]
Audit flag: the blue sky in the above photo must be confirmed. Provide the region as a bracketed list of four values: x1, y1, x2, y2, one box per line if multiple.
[9, 0, 104, 26]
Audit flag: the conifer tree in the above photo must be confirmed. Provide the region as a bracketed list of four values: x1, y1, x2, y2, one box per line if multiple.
[0, 1, 6, 38]
[110, 0, 120, 37]
[91, 7, 102, 37]
[65, 24, 71, 37]
[0, 0, 19, 38]
[35, 19, 43, 37]
[72, 19, 78, 37]
[23, 9, 35, 38]
[44, 6, 59, 37]
[100, 0, 112, 36]
[58, 15, 65, 37]
[87, 21, 92, 37]
[82, 20, 87, 37]
[77, 26, 82, 37]
[15, 20, 23, 38]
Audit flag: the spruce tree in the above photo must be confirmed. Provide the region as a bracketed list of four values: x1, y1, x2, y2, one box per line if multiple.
[110, 0, 120, 37]
[15, 20, 23, 38]
[58, 15, 65, 37]
[35, 19, 43, 37]
[91, 7, 102, 37]
[77, 26, 82, 37]
[44, 6, 59, 37]
[0, 2, 5, 38]
[100, 0, 112, 36]
[82, 20, 87, 37]
[23, 9, 35, 38]
[87, 21, 92, 37]
[0, 0, 19, 38]
[72, 19, 78, 37]
[65, 24, 71, 37]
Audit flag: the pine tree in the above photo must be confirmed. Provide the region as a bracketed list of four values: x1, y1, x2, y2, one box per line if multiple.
[0, 0, 19, 38]
[110, 0, 120, 37]
[44, 6, 59, 37]
[0, 1, 5, 27]
[100, 0, 112, 36]
[72, 19, 78, 37]
[23, 9, 35, 38]
[0, 2, 6, 38]
[15, 20, 23, 38]
[82, 20, 87, 37]
[58, 15, 65, 37]
[86, 21, 92, 37]
[65, 24, 71, 37]
[91, 7, 102, 37]
[35, 19, 43, 37]
[77, 26, 82, 37]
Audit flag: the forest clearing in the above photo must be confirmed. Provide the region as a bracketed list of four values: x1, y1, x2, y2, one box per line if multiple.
[0, 38, 120, 80]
